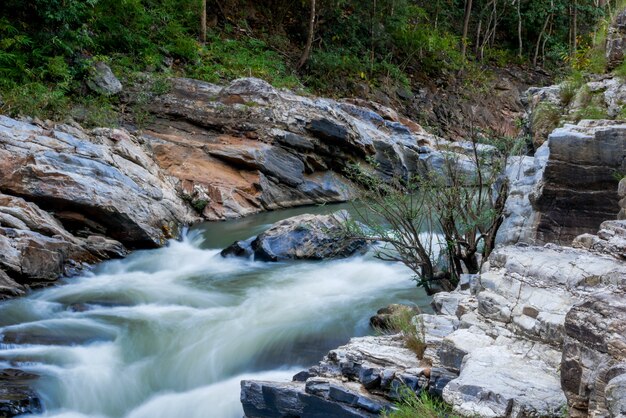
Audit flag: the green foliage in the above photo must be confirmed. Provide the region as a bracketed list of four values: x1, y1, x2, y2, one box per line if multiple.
[189, 34, 300, 88]
[383, 389, 460, 418]
[71, 95, 120, 128]
[614, 59, 626, 79]
[532, 102, 562, 135]
[384, 308, 427, 359]
[192, 199, 209, 213]
[560, 71, 585, 106]
[576, 104, 609, 120]
[0, 82, 70, 119]
[0, 0, 616, 122]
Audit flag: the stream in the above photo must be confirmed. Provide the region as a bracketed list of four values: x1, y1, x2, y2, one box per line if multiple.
[0, 205, 430, 418]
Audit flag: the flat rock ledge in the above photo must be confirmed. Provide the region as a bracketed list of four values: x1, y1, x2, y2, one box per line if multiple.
[241, 335, 425, 418]
[242, 236, 626, 417]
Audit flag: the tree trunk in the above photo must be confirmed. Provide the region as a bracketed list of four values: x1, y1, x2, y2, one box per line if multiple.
[517, 0, 523, 58]
[297, 0, 316, 70]
[200, 0, 206, 44]
[573, 0, 578, 53]
[533, 1, 552, 67]
[461, 0, 473, 61]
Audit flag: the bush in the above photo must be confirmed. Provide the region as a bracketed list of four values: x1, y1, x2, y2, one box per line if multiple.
[189, 35, 300, 89]
[532, 102, 562, 137]
[0, 82, 70, 119]
[559, 71, 585, 106]
[383, 389, 460, 418]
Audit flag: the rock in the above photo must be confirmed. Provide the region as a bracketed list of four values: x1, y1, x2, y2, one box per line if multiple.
[243, 225, 626, 418]
[240, 379, 380, 418]
[0, 369, 42, 417]
[561, 290, 626, 417]
[521, 85, 561, 149]
[606, 373, 626, 417]
[443, 345, 566, 417]
[533, 121, 626, 244]
[0, 269, 25, 299]
[87, 61, 123, 95]
[127, 77, 480, 220]
[221, 211, 367, 261]
[496, 143, 549, 246]
[241, 335, 424, 418]
[500, 120, 626, 246]
[607, 9, 626, 70]
[0, 116, 196, 248]
[572, 219, 626, 259]
[0, 115, 199, 298]
[619, 178, 626, 220]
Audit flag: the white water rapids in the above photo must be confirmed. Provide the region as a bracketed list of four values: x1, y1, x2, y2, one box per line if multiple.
[0, 206, 429, 418]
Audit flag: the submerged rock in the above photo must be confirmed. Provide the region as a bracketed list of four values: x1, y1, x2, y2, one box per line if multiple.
[222, 211, 367, 261]
[0, 369, 42, 417]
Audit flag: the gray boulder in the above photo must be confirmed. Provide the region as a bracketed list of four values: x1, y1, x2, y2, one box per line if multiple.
[0, 116, 196, 248]
[221, 211, 366, 261]
[87, 61, 123, 96]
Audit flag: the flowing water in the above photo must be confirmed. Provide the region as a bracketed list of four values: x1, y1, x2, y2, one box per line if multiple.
[0, 205, 430, 418]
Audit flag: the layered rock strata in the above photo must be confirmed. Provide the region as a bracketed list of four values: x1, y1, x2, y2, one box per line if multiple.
[129, 77, 481, 220]
[499, 120, 626, 246]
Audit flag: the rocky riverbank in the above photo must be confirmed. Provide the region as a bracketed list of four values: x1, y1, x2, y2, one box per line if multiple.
[240, 115, 626, 416]
[0, 75, 495, 300]
[241, 220, 626, 418]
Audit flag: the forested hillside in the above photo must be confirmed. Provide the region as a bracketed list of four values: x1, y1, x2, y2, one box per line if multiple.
[0, 0, 615, 123]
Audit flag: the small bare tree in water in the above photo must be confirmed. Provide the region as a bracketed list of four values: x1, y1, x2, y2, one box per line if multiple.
[345, 131, 520, 295]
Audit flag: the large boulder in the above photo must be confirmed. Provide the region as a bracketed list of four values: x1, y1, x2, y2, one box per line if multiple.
[533, 121, 626, 244]
[0, 116, 195, 248]
[0, 192, 126, 297]
[221, 211, 367, 261]
[499, 120, 626, 246]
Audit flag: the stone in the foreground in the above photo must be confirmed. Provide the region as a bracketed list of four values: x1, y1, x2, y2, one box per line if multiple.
[221, 211, 367, 261]
[241, 335, 426, 418]
[0, 369, 42, 417]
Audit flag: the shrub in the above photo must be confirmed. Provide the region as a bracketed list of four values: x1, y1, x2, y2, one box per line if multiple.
[532, 102, 562, 137]
[0, 82, 70, 119]
[382, 389, 460, 418]
[560, 71, 585, 106]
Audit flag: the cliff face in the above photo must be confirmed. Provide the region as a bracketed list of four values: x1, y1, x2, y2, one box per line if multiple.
[499, 117, 626, 247]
